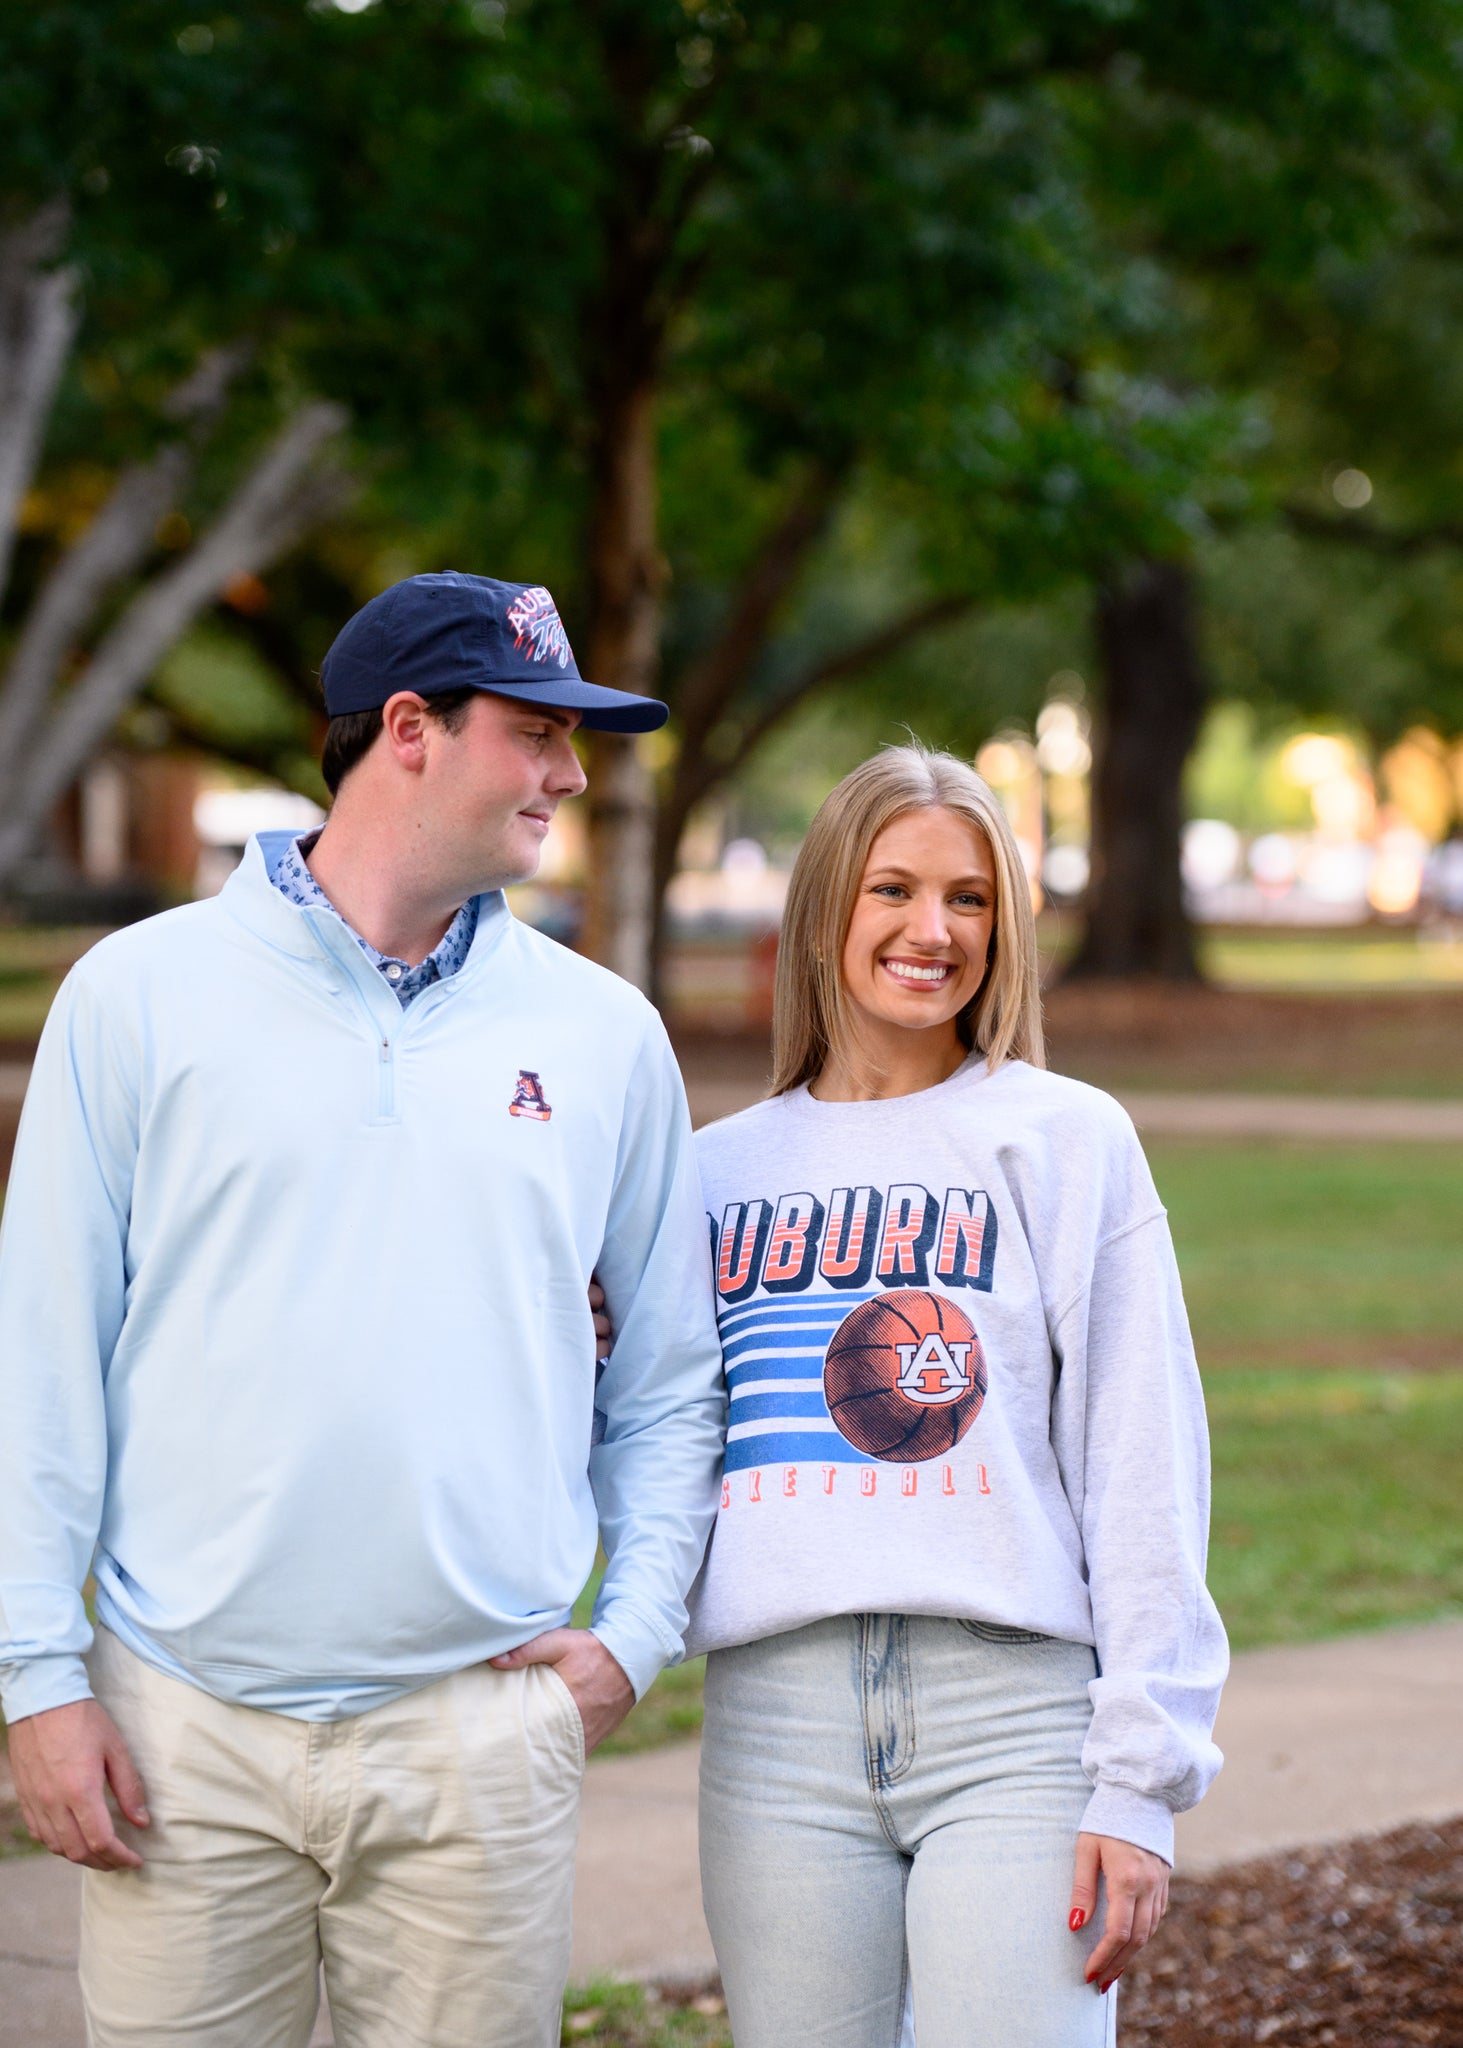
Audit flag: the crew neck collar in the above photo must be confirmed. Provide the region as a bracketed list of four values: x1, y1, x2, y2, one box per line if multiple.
[791, 1051, 995, 1115]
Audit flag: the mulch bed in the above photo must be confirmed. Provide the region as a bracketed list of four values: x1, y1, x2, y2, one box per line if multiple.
[1120, 1819, 1463, 2046]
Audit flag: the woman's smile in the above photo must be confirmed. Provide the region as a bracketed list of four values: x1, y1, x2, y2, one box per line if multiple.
[880, 955, 956, 986]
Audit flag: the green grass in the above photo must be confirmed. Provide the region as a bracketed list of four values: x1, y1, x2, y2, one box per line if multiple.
[1149, 1141, 1463, 1360]
[1206, 1371, 1463, 1648]
[0, 927, 104, 1040]
[1201, 929, 1463, 991]
[562, 1983, 729, 2046]
[1036, 920, 1463, 992]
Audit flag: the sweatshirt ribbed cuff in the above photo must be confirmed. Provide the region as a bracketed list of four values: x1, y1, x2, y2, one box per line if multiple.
[1079, 1782, 1175, 1866]
[0, 1652, 94, 1726]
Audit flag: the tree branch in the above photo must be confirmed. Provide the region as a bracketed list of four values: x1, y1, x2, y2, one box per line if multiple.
[0, 204, 80, 611]
[670, 461, 848, 751]
[0, 345, 255, 804]
[139, 687, 324, 798]
[1282, 503, 1463, 557]
[0, 401, 350, 882]
[663, 591, 978, 852]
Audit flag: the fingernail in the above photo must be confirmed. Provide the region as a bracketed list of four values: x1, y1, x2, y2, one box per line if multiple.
[1069, 1908, 1086, 1931]
[136, 1809, 150, 1825]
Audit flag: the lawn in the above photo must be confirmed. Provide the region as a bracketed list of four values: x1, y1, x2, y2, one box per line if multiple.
[1200, 927, 1463, 991]
[1149, 1140, 1463, 1365]
[1151, 1139, 1463, 1650]
[0, 928, 104, 1043]
[1034, 919, 1463, 992]
[1204, 1371, 1463, 1647]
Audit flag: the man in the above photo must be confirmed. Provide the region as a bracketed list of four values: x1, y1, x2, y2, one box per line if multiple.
[0, 572, 726, 2047]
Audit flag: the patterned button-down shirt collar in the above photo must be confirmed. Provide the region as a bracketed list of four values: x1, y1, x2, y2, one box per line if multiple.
[269, 830, 479, 1007]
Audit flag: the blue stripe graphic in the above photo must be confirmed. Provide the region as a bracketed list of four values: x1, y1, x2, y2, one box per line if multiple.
[715, 1292, 876, 1340]
[728, 1389, 829, 1422]
[716, 1290, 891, 1472]
[726, 1357, 827, 1392]
[725, 1433, 877, 1471]
[723, 1328, 836, 1367]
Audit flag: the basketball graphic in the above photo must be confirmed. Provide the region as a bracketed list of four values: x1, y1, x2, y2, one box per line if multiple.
[824, 1290, 986, 1462]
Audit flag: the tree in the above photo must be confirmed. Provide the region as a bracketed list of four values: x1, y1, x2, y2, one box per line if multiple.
[302, 0, 1463, 989]
[0, 4, 352, 889]
[1056, 1, 1463, 975]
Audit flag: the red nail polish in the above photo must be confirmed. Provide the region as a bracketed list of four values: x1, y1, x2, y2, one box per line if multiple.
[1069, 1908, 1086, 1931]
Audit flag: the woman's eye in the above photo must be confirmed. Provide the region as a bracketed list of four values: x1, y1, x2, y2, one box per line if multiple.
[873, 884, 907, 899]
[953, 893, 988, 909]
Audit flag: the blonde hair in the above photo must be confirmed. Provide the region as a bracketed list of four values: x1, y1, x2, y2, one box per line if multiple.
[771, 743, 1045, 1095]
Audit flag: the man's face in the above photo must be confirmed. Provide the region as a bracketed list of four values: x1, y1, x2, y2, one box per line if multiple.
[418, 689, 588, 892]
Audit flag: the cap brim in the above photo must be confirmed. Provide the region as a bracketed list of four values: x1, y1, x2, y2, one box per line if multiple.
[474, 678, 668, 733]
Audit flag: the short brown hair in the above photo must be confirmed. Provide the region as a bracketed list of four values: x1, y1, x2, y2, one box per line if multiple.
[320, 687, 480, 795]
[771, 743, 1046, 1095]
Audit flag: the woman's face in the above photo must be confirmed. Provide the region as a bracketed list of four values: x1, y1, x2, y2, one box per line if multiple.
[839, 806, 998, 1045]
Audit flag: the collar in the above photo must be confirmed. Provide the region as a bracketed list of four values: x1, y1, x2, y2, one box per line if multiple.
[220, 831, 511, 982]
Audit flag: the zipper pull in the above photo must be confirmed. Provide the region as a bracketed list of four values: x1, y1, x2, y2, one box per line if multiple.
[380, 1041, 391, 1061]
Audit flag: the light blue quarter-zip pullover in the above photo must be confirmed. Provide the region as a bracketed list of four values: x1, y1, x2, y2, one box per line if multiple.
[0, 832, 726, 1724]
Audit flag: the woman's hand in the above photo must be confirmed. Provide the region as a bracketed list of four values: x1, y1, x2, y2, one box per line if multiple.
[588, 1276, 612, 1361]
[1069, 1831, 1170, 1993]
[586, 1277, 610, 1359]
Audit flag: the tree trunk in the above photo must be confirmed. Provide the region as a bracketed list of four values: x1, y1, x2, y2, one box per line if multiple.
[1066, 557, 1207, 981]
[577, 380, 664, 993]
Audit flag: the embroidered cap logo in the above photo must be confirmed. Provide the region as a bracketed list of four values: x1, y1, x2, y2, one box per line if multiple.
[509, 1070, 552, 1121]
[505, 586, 572, 670]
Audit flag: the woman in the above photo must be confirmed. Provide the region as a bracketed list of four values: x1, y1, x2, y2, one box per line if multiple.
[686, 745, 1228, 2047]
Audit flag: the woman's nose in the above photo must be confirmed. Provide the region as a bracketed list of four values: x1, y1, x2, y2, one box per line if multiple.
[903, 896, 951, 947]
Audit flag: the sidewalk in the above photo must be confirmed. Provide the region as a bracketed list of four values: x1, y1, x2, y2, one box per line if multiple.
[4, 1618, 1461, 2044]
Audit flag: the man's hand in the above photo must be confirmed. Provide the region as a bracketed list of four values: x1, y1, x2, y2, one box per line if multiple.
[588, 1276, 612, 1362]
[1069, 1831, 1170, 1993]
[9, 1699, 150, 1871]
[488, 1628, 635, 1753]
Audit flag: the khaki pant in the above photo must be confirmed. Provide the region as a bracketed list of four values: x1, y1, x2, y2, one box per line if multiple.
[80, 1627, 585, 2048]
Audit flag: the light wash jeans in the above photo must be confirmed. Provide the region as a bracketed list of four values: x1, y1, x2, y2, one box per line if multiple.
[699, 1614, 1117, 2048]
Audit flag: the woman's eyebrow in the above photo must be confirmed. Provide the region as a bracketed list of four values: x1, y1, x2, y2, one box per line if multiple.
[864, 865, 994, 887]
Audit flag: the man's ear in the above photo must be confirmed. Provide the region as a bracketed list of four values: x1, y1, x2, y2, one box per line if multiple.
[380, 692, 432, 772]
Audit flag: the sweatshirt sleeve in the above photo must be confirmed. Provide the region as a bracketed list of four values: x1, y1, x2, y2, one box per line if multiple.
[585, 1011, 727, 1699]
[0, 967, 137, 1723]
[1050, 1197, 1229, 1865]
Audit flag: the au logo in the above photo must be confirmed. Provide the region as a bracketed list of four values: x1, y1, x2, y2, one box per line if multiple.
[894, 1333, 976, 1406]
[509, 1070, 552, 1122]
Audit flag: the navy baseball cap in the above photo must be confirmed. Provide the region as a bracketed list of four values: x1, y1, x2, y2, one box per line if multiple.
[320, 572, 668, 733]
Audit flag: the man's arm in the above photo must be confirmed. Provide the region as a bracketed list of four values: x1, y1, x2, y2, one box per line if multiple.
[496, 1010, 725, 1736]
[0, 965, 150, 1859]
[581, 1015, 726, 1701]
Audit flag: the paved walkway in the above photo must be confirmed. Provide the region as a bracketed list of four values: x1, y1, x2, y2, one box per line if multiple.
[4, 1618, 1461, 2044]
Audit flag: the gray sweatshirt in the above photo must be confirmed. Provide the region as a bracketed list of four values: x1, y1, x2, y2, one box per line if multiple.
[684, 1055, 1228, 1864]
